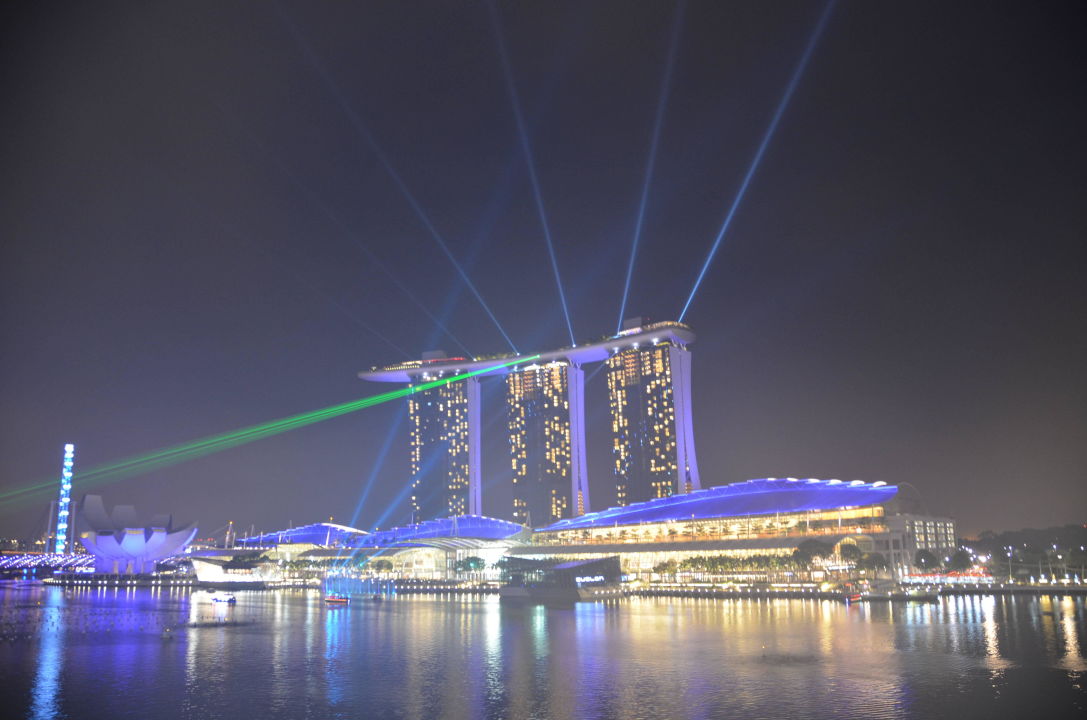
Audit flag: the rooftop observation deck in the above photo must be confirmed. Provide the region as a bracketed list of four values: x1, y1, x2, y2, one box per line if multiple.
[358, 321, 696, 383]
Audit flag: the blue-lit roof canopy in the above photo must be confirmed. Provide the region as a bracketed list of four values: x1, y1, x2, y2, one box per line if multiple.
[538, 478, 898, 532]
[237, 516, 526, 550]
[238, 523, 367, 548]
[351, 515, 526, 548]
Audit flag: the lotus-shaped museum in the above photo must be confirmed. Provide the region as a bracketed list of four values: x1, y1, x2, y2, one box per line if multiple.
[78, 495, 197, 574]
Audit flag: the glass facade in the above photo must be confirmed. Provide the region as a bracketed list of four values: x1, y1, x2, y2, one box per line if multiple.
[506, 362, 577, 526]
[357, 515, 524, 547]
[407, 376, 480, 521]
[534, 505, 889, 547]
[606, 340, 699, 506]
[526, 480, 957, 579]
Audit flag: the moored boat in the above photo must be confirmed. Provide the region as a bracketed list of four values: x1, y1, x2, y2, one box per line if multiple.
[499, 556, 624, 603]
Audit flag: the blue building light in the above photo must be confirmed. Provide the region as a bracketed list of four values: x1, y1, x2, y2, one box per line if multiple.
[236, 516, 526, 550]
[354, 515, 525, 548]
[54, 443, 75, 554]
[235, 522, 369, 548]
[537, 478, 899, 532]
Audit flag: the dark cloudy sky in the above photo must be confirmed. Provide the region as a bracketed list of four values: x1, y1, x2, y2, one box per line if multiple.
[2, 1, 1084, 540]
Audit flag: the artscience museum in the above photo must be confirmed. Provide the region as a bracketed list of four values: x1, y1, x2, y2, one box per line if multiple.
[78, 495, 198, 575]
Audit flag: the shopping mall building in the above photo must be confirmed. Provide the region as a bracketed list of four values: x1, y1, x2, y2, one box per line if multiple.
[229, 478, 956, 582]
[512, 477, 956, 580]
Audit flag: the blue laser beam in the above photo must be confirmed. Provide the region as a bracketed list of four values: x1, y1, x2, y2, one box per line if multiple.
[276, 5, 519, 354]
[366, 462, 424, 532]
[488, 0, 576, 347]
[263, 253, 413, 360]
[585, 363, 607, 385]
[219, 104, 473, 357]
[339, 269, 494, 537]
[362, 381, 511, 533]
[343, 405, 406, 531]
[302, 5, 628, 539]
[678, 0, 837, 322]
[333, 205, 517, 542]
[349, 327, 585, 541]
[339, 348, 453, 539]
[320, 290, 413, 359]
[617, 1, 686, 333]
[355, 230, 589, 532]
[427, 150, 521, 343]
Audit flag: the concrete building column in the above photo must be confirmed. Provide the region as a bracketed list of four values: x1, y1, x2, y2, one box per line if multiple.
[568, 364, 590, 515]
[669, 345, 701, 495]
[467, 377, 481, 516]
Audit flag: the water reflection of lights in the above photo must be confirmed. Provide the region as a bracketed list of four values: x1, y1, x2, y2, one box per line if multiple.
[304, 590, 317, 656]
[5, 588, 1085, 718]
[184, 591, 200, 696]
[324, 593, 349, 708]
[531, 605, 549, 657]
[270, 592, 288, 711]
[1059, 596, 1086, 671]
[981, 595, 1012, 670]
[29, 589, 64, 720]
[483, 596, 502, 678]
[1039, 596, 1059, 658]
[945, 596, 968, 656]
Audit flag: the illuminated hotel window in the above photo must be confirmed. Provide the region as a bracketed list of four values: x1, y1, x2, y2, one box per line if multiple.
[606, 343, 688, 506]
[408, 379, 473, 522]
[505, 362, 577, 525]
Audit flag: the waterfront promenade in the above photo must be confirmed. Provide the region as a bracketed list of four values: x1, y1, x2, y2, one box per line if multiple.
[36, 573, 1087, 601]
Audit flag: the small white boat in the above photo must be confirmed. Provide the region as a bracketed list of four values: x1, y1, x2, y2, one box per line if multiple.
[209, 591, 236, 604]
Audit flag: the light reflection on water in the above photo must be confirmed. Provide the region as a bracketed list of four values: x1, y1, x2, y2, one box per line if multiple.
[28, 588, 63, 720]
[0, 586, 1084, 719]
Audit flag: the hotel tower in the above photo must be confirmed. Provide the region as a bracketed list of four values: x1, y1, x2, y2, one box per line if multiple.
[504, 360, 589, 527]
[359, 320, 698, 524]
[605, 319, 700, 506]
[403, 353, 481, 521]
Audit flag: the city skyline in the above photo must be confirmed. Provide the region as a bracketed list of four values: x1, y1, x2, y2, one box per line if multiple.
[2, 1, 1085, 540]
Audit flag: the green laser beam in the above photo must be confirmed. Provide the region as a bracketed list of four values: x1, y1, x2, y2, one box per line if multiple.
[1, 355, 538, 507]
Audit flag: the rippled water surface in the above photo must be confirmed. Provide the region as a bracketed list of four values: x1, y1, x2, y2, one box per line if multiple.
[1, 586, 1084, 719]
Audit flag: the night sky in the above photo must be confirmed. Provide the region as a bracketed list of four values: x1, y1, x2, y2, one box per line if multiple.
[2, 1, 1084, 541]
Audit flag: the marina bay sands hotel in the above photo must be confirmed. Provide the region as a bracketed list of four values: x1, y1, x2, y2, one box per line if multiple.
[359, 319, 700, 527]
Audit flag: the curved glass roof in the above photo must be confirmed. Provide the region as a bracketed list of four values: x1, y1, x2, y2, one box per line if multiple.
[238, 522, 367, 548]
[538, 478, 898, 532]
[352, 515, 526, 547]
[236, 516, 525, 549]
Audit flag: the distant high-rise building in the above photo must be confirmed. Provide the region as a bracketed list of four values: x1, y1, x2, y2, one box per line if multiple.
[406, 359, 480, 521]
[505, 360, 589, 527]
[606, 319, 700, 506]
